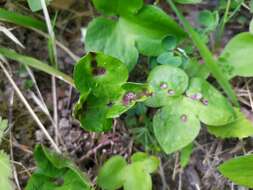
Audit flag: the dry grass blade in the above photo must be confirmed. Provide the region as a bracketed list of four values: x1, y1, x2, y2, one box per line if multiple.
[0, 60, 61, 153]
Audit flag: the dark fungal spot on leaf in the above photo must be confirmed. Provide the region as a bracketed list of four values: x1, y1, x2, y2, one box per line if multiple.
[167, 89, 175, 96]
[190, 93, 202, 100]
[201, 98, 209, 105]
[180, 114, 188, 123]
[53, 178, 64, 186]
[92, 67, 106, 76]
[107, 102, 113, 107]
[122, 92, 136, 105]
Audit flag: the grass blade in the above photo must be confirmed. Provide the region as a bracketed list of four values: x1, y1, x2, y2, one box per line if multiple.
[0, 47, 74, 86]
[166, 0, 239, 106]
[0, 8, 46, 31]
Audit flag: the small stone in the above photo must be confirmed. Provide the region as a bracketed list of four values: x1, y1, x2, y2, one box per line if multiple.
[180, 114, 188, 122]
[168, 89, 175, 96]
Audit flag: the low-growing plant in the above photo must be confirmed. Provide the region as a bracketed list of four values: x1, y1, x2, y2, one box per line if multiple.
[1, 0, 253, 189]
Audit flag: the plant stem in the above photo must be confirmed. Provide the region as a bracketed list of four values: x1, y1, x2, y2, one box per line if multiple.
[166, 0, 239, 106]
[40, 0, 59, 144]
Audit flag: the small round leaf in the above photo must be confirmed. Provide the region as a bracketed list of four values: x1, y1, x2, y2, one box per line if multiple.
[153, 97, 201, 154]
[146, 65, 189, 107]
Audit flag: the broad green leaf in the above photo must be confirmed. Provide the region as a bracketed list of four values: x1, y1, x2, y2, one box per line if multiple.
[92, 0, 143, 15]
[157, 52, 182, 67]
[162, 35, 177, 50]
[0, 8, 46, 31]
[98, 153, 159, 190]
[180, 143, 193, 168]
[207, 109, 253, 139]
[123, 162, 152, 190]
[25, 145, 92, 190]
[106, 83, 153, 118]
[73, 52, 128, 95]
[182, 58, 209, 79]
[153, 97, 201, 154]
[0, 151, 13, 190]
[85, 4, 186, 70]
[27, 0, 52, 12]
[75, 83, 152, 131]
[0, 47, 74, 86]
[174, 0, 202, 4]
[131, 152, 160, 173]
[0, 117, 8, 144]
[145, 65, 189, 107]
[167, 0, 239, 107]
[218, 155, 253, 188]
[76, 95, 113, 132]
[197, 10, 219, 31]
[186, 78, 235, 126]
[97, 156, 127, 190]
[219, 32, 253, 79]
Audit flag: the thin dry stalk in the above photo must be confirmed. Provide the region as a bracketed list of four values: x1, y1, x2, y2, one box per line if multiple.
[0, 60, 61, 153]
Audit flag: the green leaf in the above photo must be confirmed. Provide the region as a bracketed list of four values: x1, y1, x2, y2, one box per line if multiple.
[92, 0, 143, 15]
[207, 109, 253, 139]
[182, 58, 209, 79]
[186, 78, 235, 126]
[27, 0, 52, 12]
[0, 151, 13, 190]
[0, 8, 46, 31]
[167, 0, 239, 107]
[145, 65, 189, 107]
[180, 143, 193, 168]
[97, 156, 127, 190]
[106, 83, 153, 118]
[76, 95, 113, 132]
[73, 52, 128, 95]
[98, 153, 159, 190]
[85, 4, 186, 70]
[197, 10, 219, 31]
[218, 154, 253, 188]
[75, 83, 152, 131]
[162, 35, 177, 50]
[131, 152, 160, 173]
[157, 52, 182, 67]
[25, 145, 93, 190]
[0, 117, 8, 144]
[153, 97, 201, 154]
[0, 47, 74, 86]
[219, 32, 253, 79]
[123, 162, 152, 190]
[73, 53, 152, 132]
[174, 0, 202, 4]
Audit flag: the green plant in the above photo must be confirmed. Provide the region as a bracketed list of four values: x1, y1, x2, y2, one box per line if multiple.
[97, 152, 159, 190]
[1, 0, 253, 189]
[25, 145, 93, 190]
[218, 154, 253, 188]
[0, 117, 13, 190]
